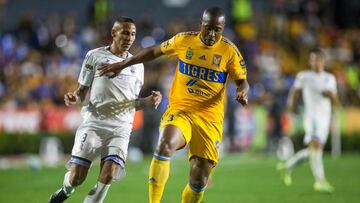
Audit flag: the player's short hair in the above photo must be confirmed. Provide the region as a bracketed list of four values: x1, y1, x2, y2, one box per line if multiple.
[202, 6, 225, 22]
[114, 16, 135, 26]
[309, 48, 325, 58]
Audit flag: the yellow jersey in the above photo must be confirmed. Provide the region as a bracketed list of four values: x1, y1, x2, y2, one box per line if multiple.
[160, 32, 247, 122]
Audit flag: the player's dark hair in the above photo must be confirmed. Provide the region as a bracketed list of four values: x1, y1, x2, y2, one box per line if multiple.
[115, 16, 135, 24]
[310, 48, 325, 58]
[203, 6, 225, 21]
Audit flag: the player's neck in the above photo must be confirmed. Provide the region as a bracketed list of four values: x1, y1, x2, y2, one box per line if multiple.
[109, 44, 128, 58]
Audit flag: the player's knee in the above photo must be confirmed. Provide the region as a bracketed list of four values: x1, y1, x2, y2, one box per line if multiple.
[156, 140, 177, 157]
[309, 140, 322, 149]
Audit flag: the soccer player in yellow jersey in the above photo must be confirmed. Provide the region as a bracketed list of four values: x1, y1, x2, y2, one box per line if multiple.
[99, 7, 249, 203]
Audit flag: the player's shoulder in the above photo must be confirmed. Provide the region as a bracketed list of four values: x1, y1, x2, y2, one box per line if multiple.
[297, 70, 312, 76]
[323, 71, 335, 77]
[176, 31, 199, 37]
[221, 37, 241, 56]
[85, 46, 108, 57]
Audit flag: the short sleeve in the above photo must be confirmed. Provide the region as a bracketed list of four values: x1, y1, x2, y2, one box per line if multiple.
[228, 49, 247, 80]
[160, 34, 179, 57]
[78, 52, 96, 87]
[293, 72, 304, 89]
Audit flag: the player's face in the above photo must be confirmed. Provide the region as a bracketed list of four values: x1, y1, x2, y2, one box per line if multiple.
[200, 16, 224, 46]
[309, 53, 325, 72]
[112, 22, 136, 51]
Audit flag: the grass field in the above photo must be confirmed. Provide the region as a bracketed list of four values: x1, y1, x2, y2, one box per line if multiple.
[0, 153, 359, 203]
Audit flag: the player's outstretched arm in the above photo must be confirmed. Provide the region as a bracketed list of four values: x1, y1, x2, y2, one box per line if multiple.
[135, 90, 162, 110]
[64, 85, 89, 106]
[235, 79, 249, 106]
[99, 45, 164, 78]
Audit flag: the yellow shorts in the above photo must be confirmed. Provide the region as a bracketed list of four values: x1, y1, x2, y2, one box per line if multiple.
[160, 109, 223, 164]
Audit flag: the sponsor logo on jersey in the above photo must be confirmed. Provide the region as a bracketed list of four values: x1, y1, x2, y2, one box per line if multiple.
[179, 60, 227, 83]
[186, 47, 194, 60]
[199, 55, 206, 60]
[212, 54, 222, 66]
[187, 88, 210, 97]
[85, 64, 94, 71]
[186, 79, 197, 86]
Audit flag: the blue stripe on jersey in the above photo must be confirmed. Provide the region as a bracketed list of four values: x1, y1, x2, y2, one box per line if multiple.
[178, 60, 227, 83]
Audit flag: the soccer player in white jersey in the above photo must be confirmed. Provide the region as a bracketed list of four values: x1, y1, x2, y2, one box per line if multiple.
[278, 48, 339, 193]
[49, 17, 162, 203]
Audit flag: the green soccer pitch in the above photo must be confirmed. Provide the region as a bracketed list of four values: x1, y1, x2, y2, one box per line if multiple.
[0, 153, 359, 203]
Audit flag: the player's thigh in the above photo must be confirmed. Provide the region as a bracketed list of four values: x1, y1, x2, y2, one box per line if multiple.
[189, 118, 222, 164]
[158, 110, 191, 153]
[71, 126, 101, 163]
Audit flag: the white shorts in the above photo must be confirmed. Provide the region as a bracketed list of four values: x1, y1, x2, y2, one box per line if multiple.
[303, 115, 331, 145]
[67, 120, 132, 180]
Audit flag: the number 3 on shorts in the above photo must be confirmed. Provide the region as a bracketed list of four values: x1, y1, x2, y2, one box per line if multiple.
[167, 114, 174, 122]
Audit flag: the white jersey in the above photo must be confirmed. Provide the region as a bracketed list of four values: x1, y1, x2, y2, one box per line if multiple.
[293, 70, 337, 118]
[78, 46, 144, 127]
[293, 70, 337, 144]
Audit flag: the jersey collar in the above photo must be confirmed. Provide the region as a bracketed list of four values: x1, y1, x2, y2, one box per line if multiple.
[197, 33, 222, 49]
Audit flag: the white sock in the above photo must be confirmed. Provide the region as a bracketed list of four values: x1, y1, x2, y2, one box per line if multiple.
[285, 148, 309, 170]
[310, 149, 325, 182]
[63, 171, 75, 196]
[83, 182, 111, 203]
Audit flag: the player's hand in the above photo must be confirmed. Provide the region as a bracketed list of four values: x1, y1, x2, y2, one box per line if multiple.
[236, 87, 248, 106]
[64, 92, 80, 106]
[98, 61, 126, 78]
[322, 90, 333, 98]
[148, 90, 162, 109]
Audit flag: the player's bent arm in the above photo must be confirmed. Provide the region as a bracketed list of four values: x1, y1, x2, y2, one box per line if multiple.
[135, 90, 162, 111]
[235, 79, 249, 93]
[75, 85, 90, 102]
[322, 90, 340, 106]
[287, 88, 301, 113]
[234, 79, 249, 106]
[64, 85, 90, 106]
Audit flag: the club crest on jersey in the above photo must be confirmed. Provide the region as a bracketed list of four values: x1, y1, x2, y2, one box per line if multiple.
[212, 54, 222, 66]
[130, 66, 136, 74]
[186, 47, 194, 60]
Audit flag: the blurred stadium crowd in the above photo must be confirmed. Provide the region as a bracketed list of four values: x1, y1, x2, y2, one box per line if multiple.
[0, 0, 359, 152]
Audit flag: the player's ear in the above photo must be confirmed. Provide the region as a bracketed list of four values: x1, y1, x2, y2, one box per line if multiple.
[111, 28, 116, 38]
